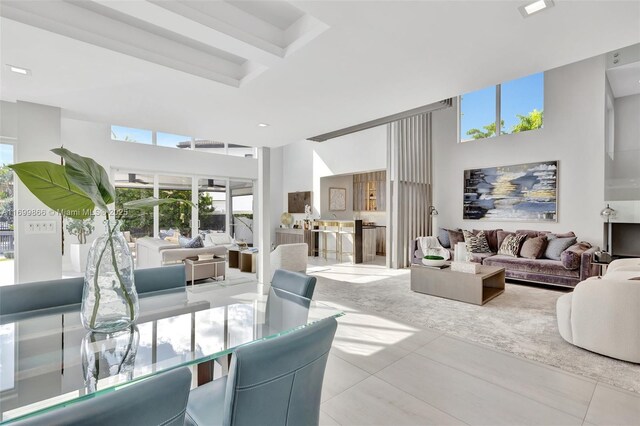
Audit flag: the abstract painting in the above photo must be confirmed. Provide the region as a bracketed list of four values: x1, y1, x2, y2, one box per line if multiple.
[463, 161, 558, 221]
[329, 187, 347, 211]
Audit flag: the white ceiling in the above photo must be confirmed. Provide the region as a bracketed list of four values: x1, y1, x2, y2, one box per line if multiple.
[1, 1, 639, 148]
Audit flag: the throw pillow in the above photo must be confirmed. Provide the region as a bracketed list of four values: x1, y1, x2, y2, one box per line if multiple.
[549, 231, 576, 238]
[437, 228, 452, 248]
[463, 230, 491, 253]
[516, 229, 550, 238]
[473, 229, 502, 253]
[520, 236, 548, 259]
[560, 241, 593, 270]
[498, 233, 527, 257]
[496, 230, 514, 251]
[179, 235, 204, 248]
[448, 229, 465, 247]
[165, 235, 180, 244]
[544, 237, 577, 261]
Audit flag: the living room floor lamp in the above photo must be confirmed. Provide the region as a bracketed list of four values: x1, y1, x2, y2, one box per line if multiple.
[429, 206, 438, 237]
[600, 203, 617, 253]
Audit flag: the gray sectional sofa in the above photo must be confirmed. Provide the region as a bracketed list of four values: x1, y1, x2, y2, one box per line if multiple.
[412, 229, 599, 287]
[136, 237, 227, 269]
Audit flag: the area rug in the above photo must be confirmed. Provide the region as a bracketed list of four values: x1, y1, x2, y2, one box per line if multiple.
[312, 268, 640, 394]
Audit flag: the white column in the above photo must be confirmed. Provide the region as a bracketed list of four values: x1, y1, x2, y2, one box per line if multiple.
[15, 101, 62, 283]
[257, 147, 271, 288]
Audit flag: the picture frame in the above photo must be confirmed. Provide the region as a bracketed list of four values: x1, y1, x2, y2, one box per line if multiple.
[288, 191, 311, 213]
[329, 187, 347, 211]
[463, 160, 558, 222]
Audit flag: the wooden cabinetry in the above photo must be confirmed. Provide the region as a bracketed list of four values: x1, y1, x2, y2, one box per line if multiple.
[275, 229, 316, 256]
[375, 226, 386, 255]
[353, 171, 386, 211]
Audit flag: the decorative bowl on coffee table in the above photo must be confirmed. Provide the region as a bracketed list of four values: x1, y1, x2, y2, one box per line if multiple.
[422, 256, 446, 267]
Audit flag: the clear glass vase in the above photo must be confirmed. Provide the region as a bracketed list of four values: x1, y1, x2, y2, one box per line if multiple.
[81, 220, 139, 332]
[82, 326, 140, 393]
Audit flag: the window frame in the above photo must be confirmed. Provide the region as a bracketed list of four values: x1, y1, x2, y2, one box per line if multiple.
[458, 72, 544, 143]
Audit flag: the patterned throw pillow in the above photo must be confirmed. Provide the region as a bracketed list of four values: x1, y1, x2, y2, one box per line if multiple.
[498, 233, 527, 257]
[463, 230, 491, 253]
[179, 235, 204, 248]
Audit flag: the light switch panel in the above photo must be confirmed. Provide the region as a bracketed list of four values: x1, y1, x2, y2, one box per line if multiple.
[25, 221, 57, 234]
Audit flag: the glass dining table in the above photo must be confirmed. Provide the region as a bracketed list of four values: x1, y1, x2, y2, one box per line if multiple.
[0, 282, 343, 424]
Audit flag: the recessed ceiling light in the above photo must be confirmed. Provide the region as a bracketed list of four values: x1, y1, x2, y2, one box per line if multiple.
[257, 123, 269, 127]
[7, 64, 31, 75]
[519, 0, 554, 18]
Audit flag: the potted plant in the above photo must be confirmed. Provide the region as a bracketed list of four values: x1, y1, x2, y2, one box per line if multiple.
[10, 147, 193, 332]
[66, 217, 95, 272]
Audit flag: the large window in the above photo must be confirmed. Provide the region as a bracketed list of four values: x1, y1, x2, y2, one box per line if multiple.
[157, 132, 191, 149]
[114, 171, 255, 243]
[0, 143, 14, 286]
[198, 179, 226, 233]
[114, 172, 154, 238]
[159, 175, 192, 237]
[110, 126, 258, 158]
[230, 181, 254, 244]
[111, 126, 152, 144]
[459, 72, 543, 142]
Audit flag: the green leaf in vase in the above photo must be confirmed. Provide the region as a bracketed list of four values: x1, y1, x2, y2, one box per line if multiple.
[8, 162, 95, 219]
[123, 197, 196, 210]
[51, 147, 115, 210]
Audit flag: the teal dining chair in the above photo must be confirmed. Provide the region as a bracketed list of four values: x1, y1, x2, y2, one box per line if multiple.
[185, 317, 338, 426]
[12, 367, 192, 426]
[271, 269, 317, 299]
[0, 265, 186, 316]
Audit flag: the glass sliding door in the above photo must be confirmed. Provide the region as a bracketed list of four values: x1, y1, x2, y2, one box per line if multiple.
[198, 179, 226, 233]
[230, 181, 254, 245]
[114, 172, 154, 238]
[159, 175, 192, 237]
[0, 144, 14, 286]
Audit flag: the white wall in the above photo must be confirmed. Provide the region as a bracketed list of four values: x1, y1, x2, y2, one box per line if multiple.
[606, 94, 640, 200]
[432, 55, 607, 247]
[269, 147, 283, 245]
[281, 125, 387, 222]
[14, 102, 63, 283]
[320, 174, 354, 220]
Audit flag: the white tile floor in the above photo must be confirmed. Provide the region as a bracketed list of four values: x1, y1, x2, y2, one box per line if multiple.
[314, 258, 640, 426]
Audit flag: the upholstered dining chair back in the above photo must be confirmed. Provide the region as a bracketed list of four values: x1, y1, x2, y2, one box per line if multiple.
[271, 269, 317, 299]
[0, 277, 84, 316]
[223, 317, 337, 426]
[1, 266, 186, 316]
[12, 367, 192, 426]
[186, 317, 337, 426]
[134, 264, 186, 293]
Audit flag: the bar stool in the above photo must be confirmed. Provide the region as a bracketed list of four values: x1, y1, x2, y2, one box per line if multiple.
[338, 222, 356, 264]
[311, 220, 340, 260]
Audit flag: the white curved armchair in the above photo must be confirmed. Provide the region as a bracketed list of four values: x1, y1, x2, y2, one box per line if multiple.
[556, 259, 640, 363]
[270, 243, 308, 280]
